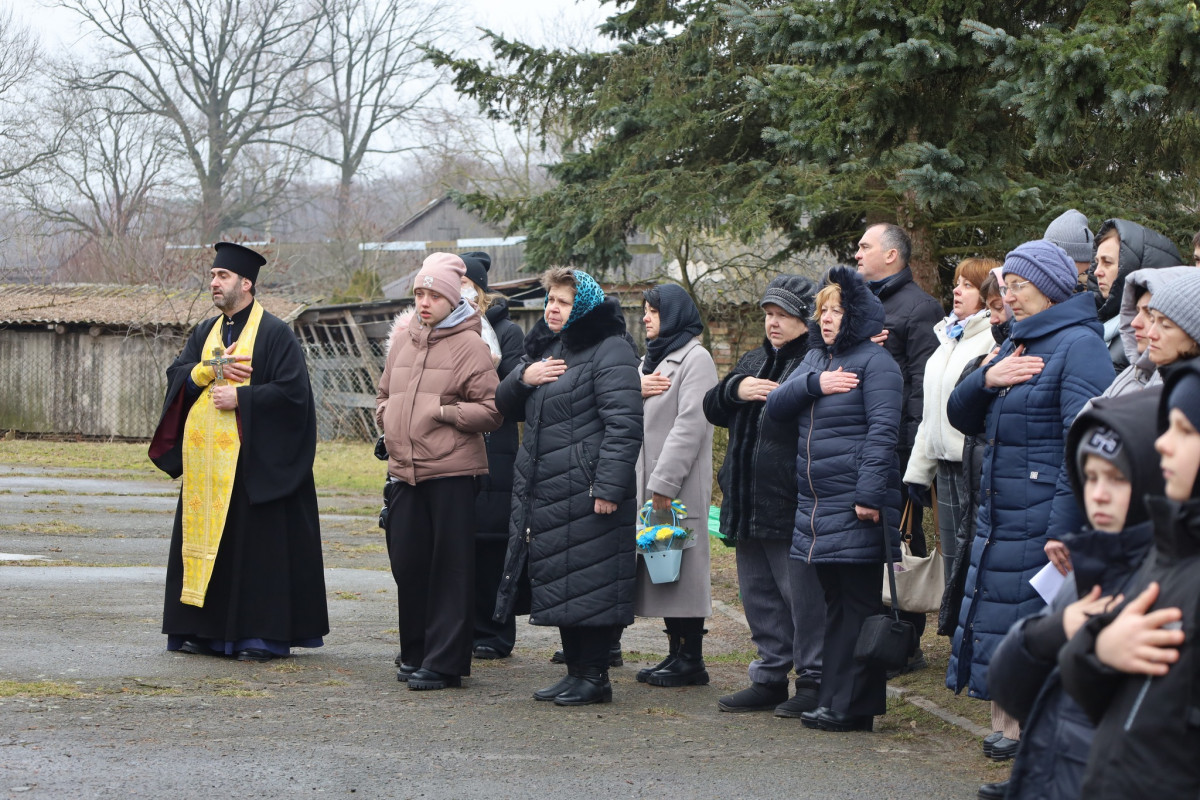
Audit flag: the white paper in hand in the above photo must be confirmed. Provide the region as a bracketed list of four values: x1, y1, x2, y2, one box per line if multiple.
[1030, 562, 1067, 605]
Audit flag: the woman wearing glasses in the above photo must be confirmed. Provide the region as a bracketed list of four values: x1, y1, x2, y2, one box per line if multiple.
[944, 240, 1114, 768]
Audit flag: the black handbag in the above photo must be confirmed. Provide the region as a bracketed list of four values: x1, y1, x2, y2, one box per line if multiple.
[854, 517, 916, 670]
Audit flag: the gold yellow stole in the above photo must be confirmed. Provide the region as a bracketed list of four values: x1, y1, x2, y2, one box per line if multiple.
[179, 301, 264, 607]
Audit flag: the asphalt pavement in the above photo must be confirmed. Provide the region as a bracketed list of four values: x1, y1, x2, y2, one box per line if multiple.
[0, 465, 993, 799]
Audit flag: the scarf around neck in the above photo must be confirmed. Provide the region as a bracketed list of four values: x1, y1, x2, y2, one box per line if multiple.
[643, 284, 703, 374]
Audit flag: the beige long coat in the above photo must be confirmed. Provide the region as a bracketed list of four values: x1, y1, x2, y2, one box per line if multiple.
[634, 337, 717, 618]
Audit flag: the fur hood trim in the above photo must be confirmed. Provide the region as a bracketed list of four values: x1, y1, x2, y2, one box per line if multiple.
[807, 266, 886, 355]
[523, 298, 628, 358]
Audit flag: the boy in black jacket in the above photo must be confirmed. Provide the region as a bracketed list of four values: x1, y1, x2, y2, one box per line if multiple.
[983, 389, 1163, 800]
[1059, 361, 1200, 799]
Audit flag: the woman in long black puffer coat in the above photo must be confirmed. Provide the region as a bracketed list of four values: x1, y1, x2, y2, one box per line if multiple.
[493, 267, 643, 707]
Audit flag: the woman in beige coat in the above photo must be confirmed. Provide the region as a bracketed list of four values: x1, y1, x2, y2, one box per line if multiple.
[634, 283, 718, 687]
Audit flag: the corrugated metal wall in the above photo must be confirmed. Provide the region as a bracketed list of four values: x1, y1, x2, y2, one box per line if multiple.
[0, 327, 185, 438]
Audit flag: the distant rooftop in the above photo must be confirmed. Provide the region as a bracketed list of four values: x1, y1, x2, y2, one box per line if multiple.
[0, 284, 315, 328]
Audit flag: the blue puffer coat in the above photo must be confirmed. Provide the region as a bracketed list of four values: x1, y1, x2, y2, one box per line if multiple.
[945, 291, 1115, 698]
[766, 266, 903, 565]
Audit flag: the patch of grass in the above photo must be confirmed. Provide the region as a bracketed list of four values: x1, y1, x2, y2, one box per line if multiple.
[319, 679, 350, 687]
[641, 706, 683, 717]
[203, 677, 270, 697]
[25, 488, 69, 496]
[117, 680, 182, 696]
[215, 687, 271, 697]
[319, 505, 379, 518]
[0, 441, 163, 475]
[705, 649, 759, 665]
[269, 661, 306, 674]
[888, 627, 992, 731]
[1, 439, 382, 495]
[332, 590, 362, 600]
[709, 540, 740, 608]
[327, 542, 386, 555]
[313, 440, 384, 494]
[0, 680, 84, 698]
[0, 520, 95, 535]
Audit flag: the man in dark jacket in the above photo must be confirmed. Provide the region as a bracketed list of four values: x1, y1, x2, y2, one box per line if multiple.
[704, 275, 824, 717]
[984, 389, 1162, 800]
[856, 223, 944, 666]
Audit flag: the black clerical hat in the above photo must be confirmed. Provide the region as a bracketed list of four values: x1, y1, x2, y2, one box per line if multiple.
[212, 242, 267, 283]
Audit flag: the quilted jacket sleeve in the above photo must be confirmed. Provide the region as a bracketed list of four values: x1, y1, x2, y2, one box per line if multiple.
[590, 337, 644, 505]
[947, 345, 1008, 436]
[765, 356, 820, 422]
[1047, 332, 1118, 538]
[495, 357, 535, 422]
[855, 351, 903, 511]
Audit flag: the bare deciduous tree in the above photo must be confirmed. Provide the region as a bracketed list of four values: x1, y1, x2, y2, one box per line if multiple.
[59, 0, 324, 241]
[0, 10, 59, 182]
[19, 81, 179, 241]
[303, 0, 454, 234]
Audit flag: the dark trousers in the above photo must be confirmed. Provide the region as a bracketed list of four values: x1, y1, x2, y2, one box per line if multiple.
[472, 538, 515, 654]
[815, 562, 887, 717]
[560, 624, 622, 670]
[386, 476, 476, 676]
[665, 616, 704, 637]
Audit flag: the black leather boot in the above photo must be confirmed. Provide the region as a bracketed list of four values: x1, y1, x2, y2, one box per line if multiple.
[773, 677, 821, 717]
[636, 631, 678, 683]
[553, 668, 612, 706]
[533, 665, 580, 701]
[647, 629, 709, 687]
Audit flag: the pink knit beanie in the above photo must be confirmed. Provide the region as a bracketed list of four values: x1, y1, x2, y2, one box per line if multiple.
[413, 252, 465, 306]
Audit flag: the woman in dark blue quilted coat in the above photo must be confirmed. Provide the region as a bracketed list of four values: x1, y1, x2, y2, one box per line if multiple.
[946, 240, 1115, 750]
[493, 267, 643, 707]
[765, 265, 903, 732]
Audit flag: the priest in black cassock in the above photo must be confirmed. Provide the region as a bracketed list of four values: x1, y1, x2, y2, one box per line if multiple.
[149, 242, 328, 662]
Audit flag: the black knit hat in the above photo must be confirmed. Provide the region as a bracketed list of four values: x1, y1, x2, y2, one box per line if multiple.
[212, 242, 266, 283]
[760, 275, 816, 320]
[459, 251, 491, 292]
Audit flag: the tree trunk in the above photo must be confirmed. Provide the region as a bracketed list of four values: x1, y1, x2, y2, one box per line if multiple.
[897, 193, 940, 298]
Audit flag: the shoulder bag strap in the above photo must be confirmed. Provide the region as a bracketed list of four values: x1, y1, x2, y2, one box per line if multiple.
[883, 515, 902, 620]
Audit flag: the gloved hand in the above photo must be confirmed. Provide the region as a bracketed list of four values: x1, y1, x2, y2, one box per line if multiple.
[905, 482, 932, 509]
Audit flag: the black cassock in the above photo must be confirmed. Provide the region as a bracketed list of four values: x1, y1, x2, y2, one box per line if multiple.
[149, 304, 329, 654]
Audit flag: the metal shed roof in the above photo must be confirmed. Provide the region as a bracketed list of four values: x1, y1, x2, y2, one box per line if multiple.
[0, 284, 315, 328]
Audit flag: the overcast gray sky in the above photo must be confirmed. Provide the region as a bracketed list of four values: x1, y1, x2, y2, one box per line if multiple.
[17, 0, 608, 52]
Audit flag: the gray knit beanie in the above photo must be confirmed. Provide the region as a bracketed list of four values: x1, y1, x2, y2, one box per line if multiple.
[1075, 424, 1133, 485]
[1043, 209, 1094, 263]
[1148, 270, 1200, 346]
[1003, 240, 1078, 303]
[760, 274, 816, 319]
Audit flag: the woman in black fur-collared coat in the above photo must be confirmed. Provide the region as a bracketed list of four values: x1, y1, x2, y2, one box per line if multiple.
[493, 268, 643, 706]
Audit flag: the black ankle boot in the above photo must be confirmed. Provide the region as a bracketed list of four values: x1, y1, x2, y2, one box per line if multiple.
[554, 668, 612, 706]
[534, 665, 580, 701]
[647, 630, 709, 687]
[636, 631, 678, 683]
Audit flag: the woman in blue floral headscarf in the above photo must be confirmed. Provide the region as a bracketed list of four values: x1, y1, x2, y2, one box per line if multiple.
[493, 268, 644, 706]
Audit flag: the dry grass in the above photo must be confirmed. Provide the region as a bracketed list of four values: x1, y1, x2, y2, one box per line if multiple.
[1, 438, 382, 495]
[0, 680, 85, 698]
